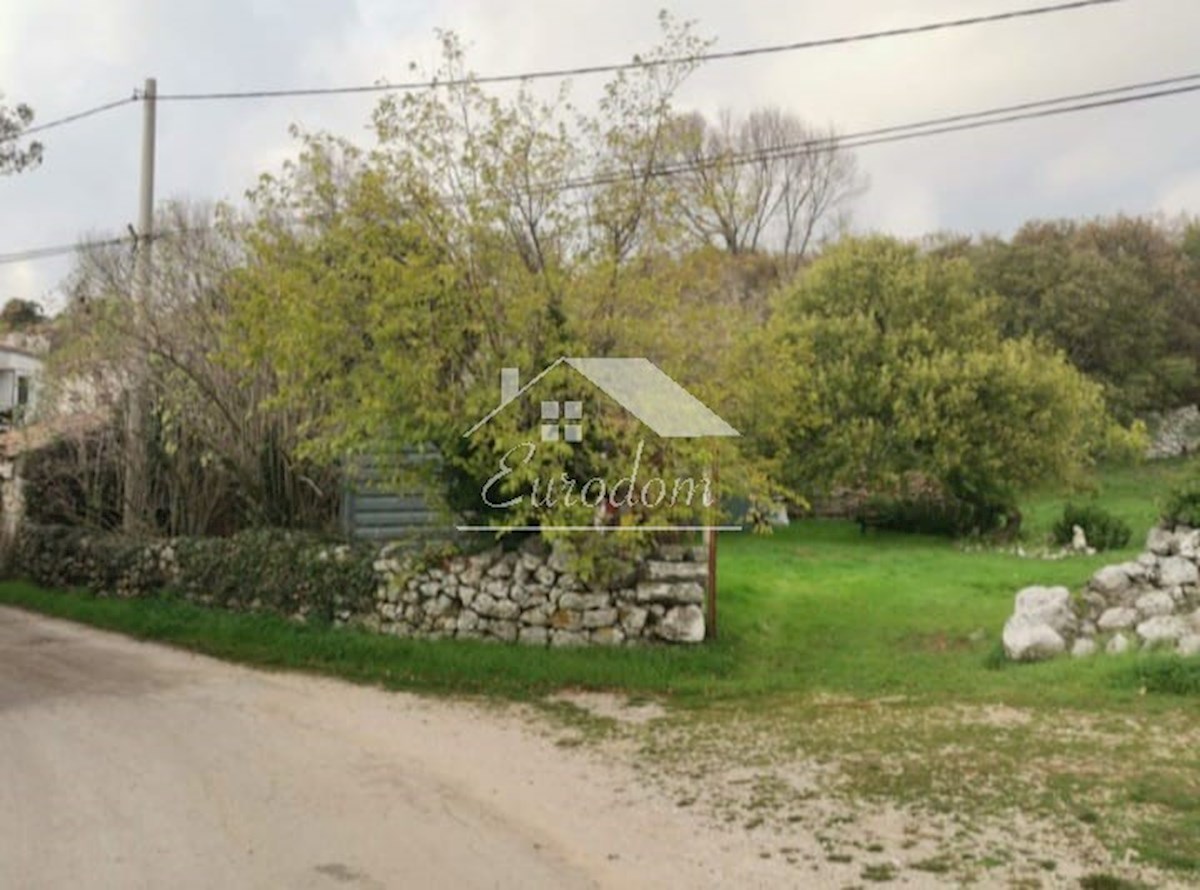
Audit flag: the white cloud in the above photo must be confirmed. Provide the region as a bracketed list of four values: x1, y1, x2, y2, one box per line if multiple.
[1157, 172, 1200, 218]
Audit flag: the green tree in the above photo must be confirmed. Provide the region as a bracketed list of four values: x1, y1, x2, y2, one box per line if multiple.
[223, 20, 785, 543]
[768, 236, 1117, 532]
[0, 94, 42, 174]
[0, 297, 45, 329]
[969, 217, 1196, 418]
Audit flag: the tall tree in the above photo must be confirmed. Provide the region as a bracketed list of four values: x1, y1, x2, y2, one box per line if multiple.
[669, 107, 861, 266]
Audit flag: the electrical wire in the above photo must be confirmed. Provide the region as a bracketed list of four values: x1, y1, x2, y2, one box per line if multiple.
[553, 75, 1200, 190]
[0, 235, 133, 266]
[4, 69, 1196, 266]
[154, 0, 1125, 101]
[0, 96, 136, 143]
[0, 0, 1125, 148]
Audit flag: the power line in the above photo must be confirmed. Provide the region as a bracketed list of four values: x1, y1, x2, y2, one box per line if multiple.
[155, 0, 1124, 102]
[0, 0, 1124, 148]
[0, 235, 133, 266]
[5, 64, 1195, 268]
[556, 74, 1200, 190]
[0, 96, 136, 144]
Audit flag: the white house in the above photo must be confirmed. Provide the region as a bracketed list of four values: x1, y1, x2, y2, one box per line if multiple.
[0, 345, 42, 428]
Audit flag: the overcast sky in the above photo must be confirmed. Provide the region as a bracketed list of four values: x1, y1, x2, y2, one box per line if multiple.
[2, 0, 1198, 310]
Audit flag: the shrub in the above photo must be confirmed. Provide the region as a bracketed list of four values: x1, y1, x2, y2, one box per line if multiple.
[9, 525, 379, 624]
[1163, 485, 1200, 528]
[1052, 503, 1131, 551]
[855, 493, 1006, 538]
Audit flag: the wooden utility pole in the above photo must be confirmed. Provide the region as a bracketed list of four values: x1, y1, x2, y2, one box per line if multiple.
[705, 448, 719, 640]
[123, 77, 155, 532]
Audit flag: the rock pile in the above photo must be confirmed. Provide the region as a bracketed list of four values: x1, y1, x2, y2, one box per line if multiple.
[1003, 525, 1200, 661]
[1146, 404, 1200, 459]
[370, 539, 709, 647]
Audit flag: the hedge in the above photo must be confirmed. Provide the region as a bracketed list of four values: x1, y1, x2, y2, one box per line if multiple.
[8, 525, 380, 624]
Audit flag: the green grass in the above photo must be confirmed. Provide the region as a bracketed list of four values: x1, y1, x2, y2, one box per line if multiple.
[0, 581, 736, 699]
[2, 456, 1197, 708]
[0, 521, 1161, 707]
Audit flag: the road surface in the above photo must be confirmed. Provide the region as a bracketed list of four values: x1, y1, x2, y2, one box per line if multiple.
[0, 606, 794, 889]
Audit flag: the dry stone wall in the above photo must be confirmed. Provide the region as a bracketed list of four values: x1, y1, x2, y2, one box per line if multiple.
[1003, 525, 1200, 661]
[9, 525, 709, 647]
[369, 540, 709, 646]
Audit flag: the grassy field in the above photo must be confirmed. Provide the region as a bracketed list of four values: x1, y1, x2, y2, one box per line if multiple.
[2, 455, 1199, 882]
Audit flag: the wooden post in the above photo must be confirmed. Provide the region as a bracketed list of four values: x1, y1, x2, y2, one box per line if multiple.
[705, 449, 718, 640]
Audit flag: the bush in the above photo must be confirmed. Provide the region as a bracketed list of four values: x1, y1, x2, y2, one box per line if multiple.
[855, 493, 1006, 538]
[1052, 503, 1132, 551]
[9, 525, 380, 624]
[1163, 485, 1200, 528]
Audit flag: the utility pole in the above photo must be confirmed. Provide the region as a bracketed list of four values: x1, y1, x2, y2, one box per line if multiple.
[123, 77, 155, 533]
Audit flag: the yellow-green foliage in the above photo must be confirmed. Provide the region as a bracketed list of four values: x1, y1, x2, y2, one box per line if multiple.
[768, 236, 1118, 511]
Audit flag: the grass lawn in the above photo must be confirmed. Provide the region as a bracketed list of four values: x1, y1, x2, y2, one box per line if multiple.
[2, 455, 1198, 881]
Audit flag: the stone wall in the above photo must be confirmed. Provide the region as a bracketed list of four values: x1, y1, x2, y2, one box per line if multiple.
[10, 524, 710, 647]
[369, 540, 709, 646]
[1003, 525, 1200, 661]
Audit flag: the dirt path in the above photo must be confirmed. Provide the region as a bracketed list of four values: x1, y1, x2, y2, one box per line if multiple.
[0, 606, 850, 889]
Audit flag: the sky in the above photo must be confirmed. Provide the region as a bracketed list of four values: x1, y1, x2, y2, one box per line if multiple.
[1, 0, 1198, 311]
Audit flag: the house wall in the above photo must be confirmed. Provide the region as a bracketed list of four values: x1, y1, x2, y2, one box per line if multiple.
[0, 350, 43, 414]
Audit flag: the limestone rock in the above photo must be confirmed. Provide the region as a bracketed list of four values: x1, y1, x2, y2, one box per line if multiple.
[521, 604, 551, 627]
[1071, 637, 1097, 658]
[582, 608, 619, 629]
[589, 626, 625, 646]
[643, 560, 708, 582]
[1089, 563, 1146, 599]
[635, 581, 705, 606]
[1136, 615, 1189, 648]
[549, 609, 583, 632]
[489, 620, 519, 643]
[1106, 633, 1131, 655]
[1177, 634, 1200, 657]
[619, 605, 649, 634]
[1136, 551, 1160, 569]
[1002, 616, 1065, 662]
[656, 605, 706, 643]
[486, 556, 514, 578]
[1011, 586, 1077, 636]
[1145, 525, 1176, 556]
[518, 626, 549, 646]
[549, 629, 588, 647]
[654, 544, 688, 562]
[1097, 607, 1139, 631]
[1135, 590, 1175, 619]
[548, 544, 572, 574]
[1158, 556, 1199, 588]
[558, 591, 611, 611]
[1069, 525, 1090, 553]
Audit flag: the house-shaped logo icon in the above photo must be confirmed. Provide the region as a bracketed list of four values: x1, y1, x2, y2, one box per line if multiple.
[463, 357, 740, 441]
